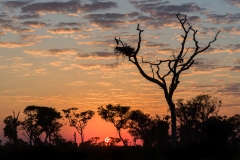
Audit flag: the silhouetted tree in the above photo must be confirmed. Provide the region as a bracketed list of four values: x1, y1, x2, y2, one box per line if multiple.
[153, 115, 171, 147]
[176, 94, 221, 124]
[20, 107, 41, 146]
[201, 116, 233, 146]
[50, 133, 67, 146]
[176, 94, 221, 145]
[128, 110, 170, 147]
[96, 141, 106, 146]
[128, 110, 153, 146]
[62, 108, 94, 143]
[36, 106, 62, 144]
[20, 105, 62, 145]
[97, 104, 130, 146]
[228, 114, 240, 145]
[81, 137, 100, 146]
[3, 111, 20, 145]
[108, 137, 121, 146]
[114, 13, 220, 147]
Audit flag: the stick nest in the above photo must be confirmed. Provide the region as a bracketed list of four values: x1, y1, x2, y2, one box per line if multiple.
[115, 46, 135, 57]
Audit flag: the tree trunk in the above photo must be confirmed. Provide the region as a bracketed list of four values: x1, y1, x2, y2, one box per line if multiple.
[29, 132, 33, 146]
[170, 106, 177, 147]
[74, 132, 77, 145]
[44, 134, 49, 144]
[166, 97, 177, 147]
[118, 129, 127, 146]
[81, 131, 84, 143]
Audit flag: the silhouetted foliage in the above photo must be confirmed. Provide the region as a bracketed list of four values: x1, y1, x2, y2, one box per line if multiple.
[174, 94, 240, 147]
[3, 111, 20, 146]
[153, 115, 171, 147]
[114, 13, 220, 147]
[0, 102, 240, 160]
[37, 106, 62, 144]
[176, 94, 221, 144]
[228, 114, 240, 145]
[97, 104, 130, 146]
[62, 108, 95, 143]
[176, 94, 221, 125]
[128, 110, 170, 147]
[81, 137, 100, 147]
[107, 137, 121, 146]
[20, 105, 62, 145]
[128, 110, 151, 145]
[20, 107, 41, 146]
[50, 133, 68, 146]
[201, 116, 233, 146]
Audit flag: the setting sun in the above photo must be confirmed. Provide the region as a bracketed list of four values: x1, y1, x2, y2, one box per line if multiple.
[105, 137, 111, 144]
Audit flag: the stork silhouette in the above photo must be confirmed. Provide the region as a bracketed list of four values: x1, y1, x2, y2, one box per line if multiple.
[115, 37, 119, 46]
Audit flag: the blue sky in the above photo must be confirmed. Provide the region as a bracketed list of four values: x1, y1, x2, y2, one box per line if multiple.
[0, 0, 240, 143]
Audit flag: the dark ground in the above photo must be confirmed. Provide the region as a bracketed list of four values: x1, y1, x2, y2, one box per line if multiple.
[0, 144, 239, 160]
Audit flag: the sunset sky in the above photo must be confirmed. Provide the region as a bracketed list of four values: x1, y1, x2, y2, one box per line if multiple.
[0, 0, 240, 145]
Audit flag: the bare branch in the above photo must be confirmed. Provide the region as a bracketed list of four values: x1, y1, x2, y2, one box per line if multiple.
[162, 70, 172, 79]
[197, 31, 220, 53]
[182, 48, 188, 59]
[140, 56, 151, 64]
[168, 60, 175, 73]
[118, 37, 124, 47]
[134, 24, 144, 56]
[150, 64, 155, 78]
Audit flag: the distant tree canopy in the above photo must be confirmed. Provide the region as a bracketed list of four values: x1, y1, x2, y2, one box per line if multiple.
[227, 114, 240, 145]
[175, 94, 239, 146]
[3, 111, 20, 145]
[97, 104, 130, 146]
[1, 95, 240, 148]
[201, 116, 233, 146]
[176, 94, 221, 125]
[20, 105, 62, 146]
[62, 108, 95, 143]
[128, 110, 170, 147]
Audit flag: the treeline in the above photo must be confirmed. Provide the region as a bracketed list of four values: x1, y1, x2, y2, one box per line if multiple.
[2, 94, 240, 148]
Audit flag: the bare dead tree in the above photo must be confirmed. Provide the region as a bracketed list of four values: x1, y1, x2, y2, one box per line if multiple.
[114, 13, 220, 147]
